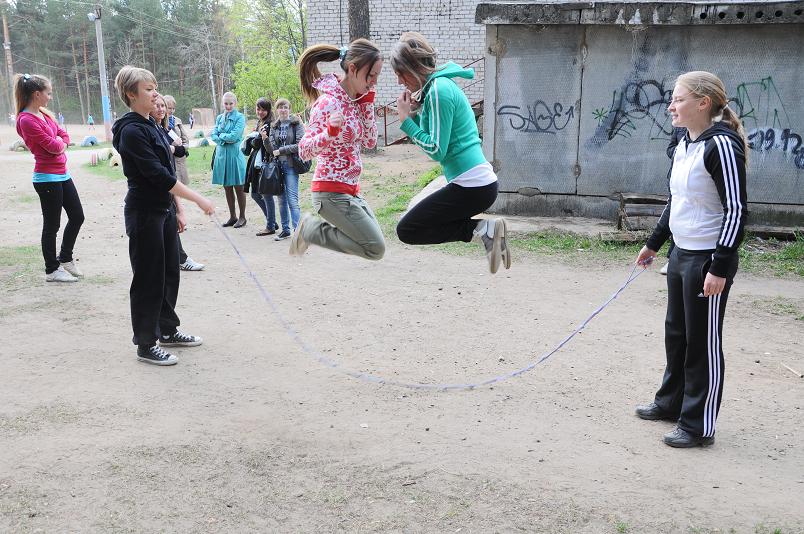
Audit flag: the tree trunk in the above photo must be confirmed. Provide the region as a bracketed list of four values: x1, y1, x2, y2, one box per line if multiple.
[71, 40, 87, 125]
[348, 0, 370, 41]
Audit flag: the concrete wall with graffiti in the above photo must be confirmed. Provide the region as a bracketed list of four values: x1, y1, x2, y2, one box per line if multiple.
[479, 18, 804, 223]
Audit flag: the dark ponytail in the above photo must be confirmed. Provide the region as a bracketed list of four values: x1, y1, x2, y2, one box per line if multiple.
[298, 39, 381, 104]
[14, 73, 54, 118]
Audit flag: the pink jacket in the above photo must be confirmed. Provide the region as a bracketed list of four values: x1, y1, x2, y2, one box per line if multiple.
[16, 111, 70, 174]
[299, 74, 377, 196]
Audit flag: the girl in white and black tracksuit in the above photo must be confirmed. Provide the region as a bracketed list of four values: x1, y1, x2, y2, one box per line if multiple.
[635, 71, 747, 448]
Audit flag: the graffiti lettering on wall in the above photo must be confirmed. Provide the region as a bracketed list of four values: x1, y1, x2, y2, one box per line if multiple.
[592, 79, 674, 141]
[748, 128, 804, 169]
[589, 75, 802, 170]
[497, 101, 575, 135]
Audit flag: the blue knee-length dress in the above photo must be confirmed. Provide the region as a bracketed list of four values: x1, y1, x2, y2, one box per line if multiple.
[211, 110, 246, 186]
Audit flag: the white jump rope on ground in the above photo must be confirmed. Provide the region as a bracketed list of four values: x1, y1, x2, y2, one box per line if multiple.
[212, 215, 648, 391]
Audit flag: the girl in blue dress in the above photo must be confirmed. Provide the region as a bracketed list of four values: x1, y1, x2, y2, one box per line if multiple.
[211, 91, 247, 227]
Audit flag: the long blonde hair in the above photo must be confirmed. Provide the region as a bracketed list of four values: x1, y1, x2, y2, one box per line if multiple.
[14, 73, 55, 119]
[676, 71, 748, 159]
[297, 39, 381, 104]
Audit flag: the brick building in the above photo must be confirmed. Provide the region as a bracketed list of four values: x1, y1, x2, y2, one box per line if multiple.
[306, 0, 486, 108]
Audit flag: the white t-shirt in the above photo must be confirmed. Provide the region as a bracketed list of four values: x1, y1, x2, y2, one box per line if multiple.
[450, 162, 497, 187]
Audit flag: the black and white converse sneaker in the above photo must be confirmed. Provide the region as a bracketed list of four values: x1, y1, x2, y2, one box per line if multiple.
[137, 345, 178, 366]
[159, 331, 203, 347]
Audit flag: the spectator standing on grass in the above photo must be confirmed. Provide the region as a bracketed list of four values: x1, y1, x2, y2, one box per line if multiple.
[289, 39, 385, 260]
[87, 113, 95, 130]
[243, 97, 280, 236]
[14, 73, 85, 283]
[112, 65, 214, 366]
[152, 93, 205, 272]
[634, 71, 747, 448]
[268, 97, 305, 241]
[211, 91, 248, 228]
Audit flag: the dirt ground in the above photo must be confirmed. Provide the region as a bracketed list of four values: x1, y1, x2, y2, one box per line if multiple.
[1, 126, 803, 533]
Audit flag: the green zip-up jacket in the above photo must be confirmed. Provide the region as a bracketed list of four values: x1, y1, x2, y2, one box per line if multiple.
[400, 62, 487, 181]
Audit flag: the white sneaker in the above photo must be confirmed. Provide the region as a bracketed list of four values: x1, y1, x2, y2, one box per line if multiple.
[659, 262, 669, 275]
[60, 260, 83, 277]
[180, 258, 205, 271]
[289, 214, 312, 256]
[46, 266, 78, 283]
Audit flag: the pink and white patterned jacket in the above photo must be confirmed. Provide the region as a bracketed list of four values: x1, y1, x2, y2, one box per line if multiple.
[299, 74, 377, 196]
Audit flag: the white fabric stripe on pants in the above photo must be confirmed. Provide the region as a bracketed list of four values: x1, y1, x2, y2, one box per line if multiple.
[703, 293, 722, 437]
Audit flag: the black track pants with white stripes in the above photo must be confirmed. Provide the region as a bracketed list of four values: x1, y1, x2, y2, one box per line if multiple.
[654, 247, 736, 438]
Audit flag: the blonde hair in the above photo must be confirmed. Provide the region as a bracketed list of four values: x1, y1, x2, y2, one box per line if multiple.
[115, 66, 157, 106]
[14, 73, 55, 119]
[676, 71, 748, 158]
[221, 91, 238, 107]
[151, 93, 168, 128]
[298, 39, 381, 104]
[162, 94, 177, 110]
[275, 98, 291, 109]
[390, 32, 437, 90]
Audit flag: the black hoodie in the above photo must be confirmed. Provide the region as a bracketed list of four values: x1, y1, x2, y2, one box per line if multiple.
[112, 111, 178, 211]
[647, 122, 748, 278]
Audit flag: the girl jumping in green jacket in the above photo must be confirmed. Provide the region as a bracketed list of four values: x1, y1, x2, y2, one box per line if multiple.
[392, 32, 511, 274]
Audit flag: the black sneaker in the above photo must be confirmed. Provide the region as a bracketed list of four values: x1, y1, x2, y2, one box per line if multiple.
[274, 230, 292, 241]
[159, 331, 203, 347]
[137, 345, 178, 366]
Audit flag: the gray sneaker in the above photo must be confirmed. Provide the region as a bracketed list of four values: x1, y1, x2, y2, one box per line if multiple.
[46, 266, 78, 283]
[289, 214, 312, 256]
[479, 218, 506, 274]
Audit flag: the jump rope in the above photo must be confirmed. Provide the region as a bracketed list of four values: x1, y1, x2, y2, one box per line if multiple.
[212, 215, 650, 391]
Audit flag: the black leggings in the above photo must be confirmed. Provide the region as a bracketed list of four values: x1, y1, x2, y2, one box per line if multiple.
[33, 179, 85, 274]
[396, 181, 498, 245]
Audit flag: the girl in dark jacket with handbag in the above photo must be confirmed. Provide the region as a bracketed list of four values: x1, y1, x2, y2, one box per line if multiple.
[268, 98, 305, 240]
[243, 98, 279, 236]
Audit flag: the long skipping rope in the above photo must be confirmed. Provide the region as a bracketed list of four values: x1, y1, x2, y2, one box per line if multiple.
[212, 215, 648, 392]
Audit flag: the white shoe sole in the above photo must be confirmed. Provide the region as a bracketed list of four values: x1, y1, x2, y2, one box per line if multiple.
[499, 218, 511, 270]
[488, 219, 504, 274]
[137, 356, 178, 366]
[159, 340, 203, 347]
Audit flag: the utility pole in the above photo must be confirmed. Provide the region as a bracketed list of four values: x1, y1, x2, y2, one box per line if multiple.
[88, 5, 112, 142]
[2, 14, 15, 115]
[205, 36, 217, 116]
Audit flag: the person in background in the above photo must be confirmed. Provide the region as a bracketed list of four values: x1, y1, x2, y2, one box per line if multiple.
[154, 94, 205, 272]
[14, 73, 85, 283]
[211, 91, 248, 228]
[87, 113, 95, 130]
[243, 97, 280, 236]
[268, 97, 305, 240]
[188, 113, 194, 129]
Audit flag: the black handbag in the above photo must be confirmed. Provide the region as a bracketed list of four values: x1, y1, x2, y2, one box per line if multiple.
[292, 154, 313, 174]
[258, 161, 285, 195]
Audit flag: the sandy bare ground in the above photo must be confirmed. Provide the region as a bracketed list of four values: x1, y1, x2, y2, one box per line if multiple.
[1, 139, 803, 533]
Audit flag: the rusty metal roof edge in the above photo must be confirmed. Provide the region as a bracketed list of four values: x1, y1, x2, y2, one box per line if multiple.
[475, 0, 804, 24]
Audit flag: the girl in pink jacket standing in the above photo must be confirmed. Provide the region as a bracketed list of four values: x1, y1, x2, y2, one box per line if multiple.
[15, 74, 85, 283]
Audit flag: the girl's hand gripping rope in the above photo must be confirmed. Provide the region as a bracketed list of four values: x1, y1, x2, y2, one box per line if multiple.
[635, 246, 657, 269]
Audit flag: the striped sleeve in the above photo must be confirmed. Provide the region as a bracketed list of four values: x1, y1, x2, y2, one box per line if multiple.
[399, 79, 454, 162]
[704, 134, 748, 278]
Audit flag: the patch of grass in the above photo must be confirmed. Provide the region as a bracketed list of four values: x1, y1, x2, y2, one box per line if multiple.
[616, 522, 629, 533]
[740, 232, 804, 277]
[373, 165, 441, 234]
[82, 160, 125, 181]
[0, 244, 41, 290]
[15, 193, 37, 204]
[68, 141, 113, 151]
